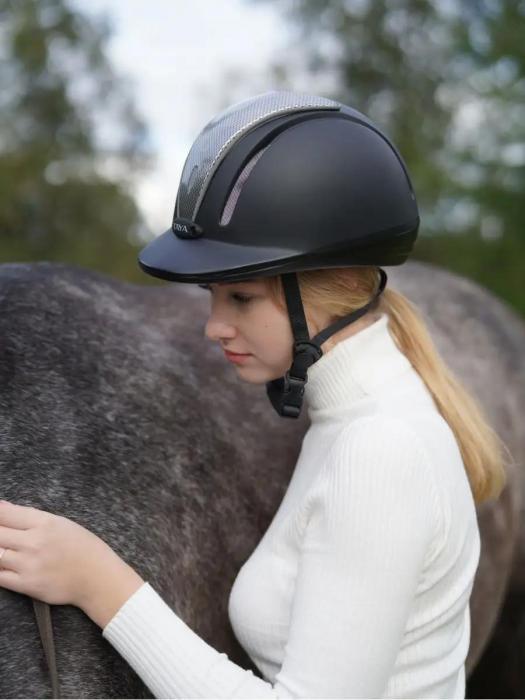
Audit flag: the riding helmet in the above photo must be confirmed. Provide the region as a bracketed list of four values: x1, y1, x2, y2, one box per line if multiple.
[138, 90, 420, 419]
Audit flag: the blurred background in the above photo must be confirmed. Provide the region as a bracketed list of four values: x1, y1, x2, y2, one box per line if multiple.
[0, 0, 523, 316]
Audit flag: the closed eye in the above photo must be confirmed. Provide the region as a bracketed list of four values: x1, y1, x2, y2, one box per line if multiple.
[231, 293, 252, 304]
[198, 284, 252, 305]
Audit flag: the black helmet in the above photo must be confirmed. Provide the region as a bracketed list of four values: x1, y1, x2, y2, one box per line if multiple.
[138, 90, 419, 419]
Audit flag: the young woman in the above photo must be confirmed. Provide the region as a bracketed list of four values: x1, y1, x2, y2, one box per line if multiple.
[0, 91, 507, 698]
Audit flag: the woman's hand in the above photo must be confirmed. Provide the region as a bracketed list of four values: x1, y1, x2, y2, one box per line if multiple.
[0, 499, 131, 610]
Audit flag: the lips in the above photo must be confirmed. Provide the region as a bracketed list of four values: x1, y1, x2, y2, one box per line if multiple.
[224, 349, 251, 357]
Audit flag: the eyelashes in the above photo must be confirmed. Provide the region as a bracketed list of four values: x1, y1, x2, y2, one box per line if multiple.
[231, 294, 252, 305]
[198, 284, 252, 305]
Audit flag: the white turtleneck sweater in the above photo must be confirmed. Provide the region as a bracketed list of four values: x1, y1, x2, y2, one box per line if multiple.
[102, 312, 481, 699]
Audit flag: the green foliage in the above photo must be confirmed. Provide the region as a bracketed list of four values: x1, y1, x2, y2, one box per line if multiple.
[0, 0, 158, 284]
[248, 0, 525, 317]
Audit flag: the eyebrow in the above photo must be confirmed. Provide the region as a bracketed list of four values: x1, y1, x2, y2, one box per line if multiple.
[198, 279, 263, 292]
[213, 280, 257, 287]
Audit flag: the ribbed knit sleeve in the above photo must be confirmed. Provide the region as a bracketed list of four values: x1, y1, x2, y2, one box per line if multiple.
[102, 581, 279, 698]
[102, 416, 444, 699]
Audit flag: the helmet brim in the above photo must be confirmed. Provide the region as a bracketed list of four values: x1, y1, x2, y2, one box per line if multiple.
[137, 228, 299, 283]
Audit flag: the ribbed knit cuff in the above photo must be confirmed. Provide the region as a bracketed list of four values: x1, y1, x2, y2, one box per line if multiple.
[102, 582, 273, 699]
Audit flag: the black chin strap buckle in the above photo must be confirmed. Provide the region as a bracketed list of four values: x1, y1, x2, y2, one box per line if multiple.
[266, 341, 324, 419]
[280, 374, 306, 419]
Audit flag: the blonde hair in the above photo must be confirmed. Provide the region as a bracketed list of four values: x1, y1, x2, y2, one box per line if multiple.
[265, 266, 509, 506]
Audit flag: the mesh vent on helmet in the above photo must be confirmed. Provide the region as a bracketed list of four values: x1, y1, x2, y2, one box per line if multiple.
[219, 145, 270, 226]
[176, 91, 340, 222]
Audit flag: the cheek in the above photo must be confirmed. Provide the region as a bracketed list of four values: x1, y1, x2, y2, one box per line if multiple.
[253, 312, 294, 364]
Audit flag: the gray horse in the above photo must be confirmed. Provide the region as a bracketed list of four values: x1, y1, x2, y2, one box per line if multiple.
[0, 260, 523, 698]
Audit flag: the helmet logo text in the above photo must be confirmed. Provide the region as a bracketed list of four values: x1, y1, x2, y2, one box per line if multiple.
[172, 217, 204, 239]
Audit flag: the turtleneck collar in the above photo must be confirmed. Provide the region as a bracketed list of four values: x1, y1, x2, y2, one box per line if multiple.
[304, 312, 412, 416]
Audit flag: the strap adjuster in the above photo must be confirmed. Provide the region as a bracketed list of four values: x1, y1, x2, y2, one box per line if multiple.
[283, 374, 305, 396]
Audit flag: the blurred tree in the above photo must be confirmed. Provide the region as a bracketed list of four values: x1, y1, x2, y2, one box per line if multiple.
[246, 0, 525, 317]
[0, 0, 158, 283]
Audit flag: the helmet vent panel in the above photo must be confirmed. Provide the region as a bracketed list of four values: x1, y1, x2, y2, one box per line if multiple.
[219, 145, 270, 226]
[176, 91, 339, 221]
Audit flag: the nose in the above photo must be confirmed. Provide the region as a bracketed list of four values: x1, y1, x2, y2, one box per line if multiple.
[204, 309, 237, 343]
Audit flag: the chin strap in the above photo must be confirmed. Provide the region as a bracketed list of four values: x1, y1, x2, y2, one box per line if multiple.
[266, 268, 388, 419]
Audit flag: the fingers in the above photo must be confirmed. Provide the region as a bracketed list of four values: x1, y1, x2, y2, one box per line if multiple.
[0, 565, 24, 593]
[0, 546, 24, 573]
[0, 501, 41, 530]
[0, 520, 29, 573]
[0, 525, 26, 550]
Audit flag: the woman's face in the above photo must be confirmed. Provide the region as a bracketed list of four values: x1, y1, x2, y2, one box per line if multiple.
[203, 278, 306, 384]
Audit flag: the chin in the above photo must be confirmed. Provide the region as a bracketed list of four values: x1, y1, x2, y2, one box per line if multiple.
[234, 364, 279, 385]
